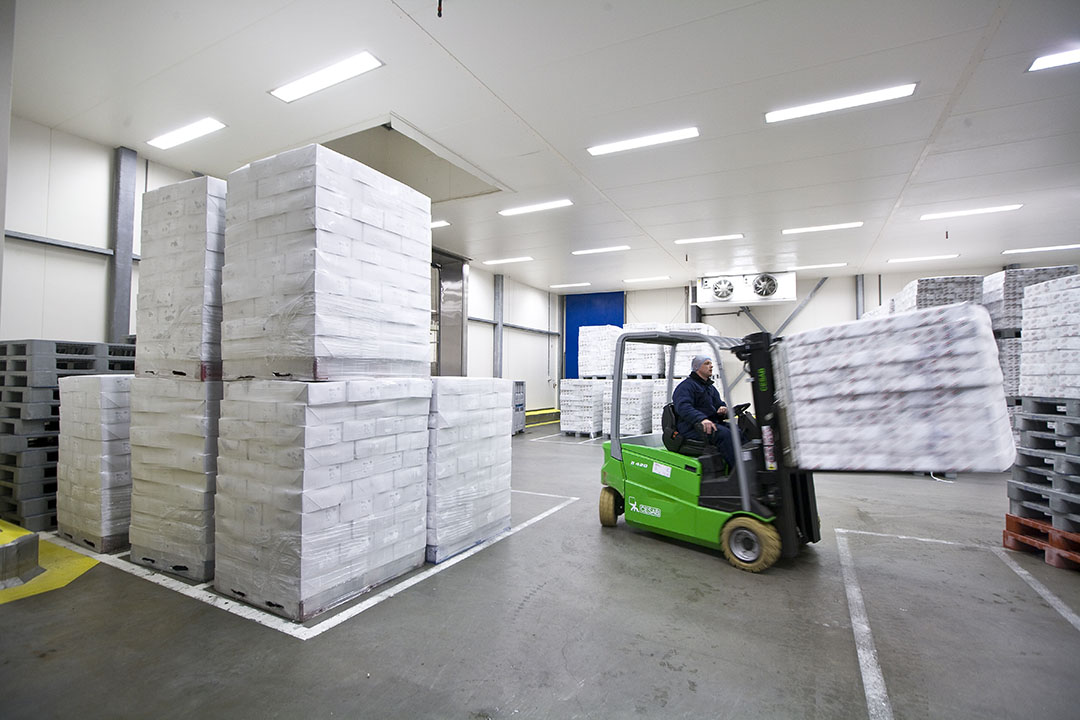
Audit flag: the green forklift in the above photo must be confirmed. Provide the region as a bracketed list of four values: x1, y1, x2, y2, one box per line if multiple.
[599, 331, 820, 572]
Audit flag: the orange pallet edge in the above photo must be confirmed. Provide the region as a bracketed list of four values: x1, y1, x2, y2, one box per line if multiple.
[1003, 513, 1080, 570]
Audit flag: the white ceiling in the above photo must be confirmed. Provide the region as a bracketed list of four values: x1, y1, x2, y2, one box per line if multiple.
[11, 0, 1080, 292]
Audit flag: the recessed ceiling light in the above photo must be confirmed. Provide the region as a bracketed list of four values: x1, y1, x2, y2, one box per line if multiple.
[1002, 243, 1080, 255]
[887, 254, 959, 264]
[482, 256, 533, 266]
[789, 262, 848, 271]
[673, 234, 744, 245]
[1028, 49, 1080, 72]
[498, 199, 573, 216]
[765, 83, 916, 123]
[782, 222, 863, 235]
[919, 204, 1022, 221]
[270, 51, 383, 103]
[147, 118, 226, 150]
[624, 275, 670, 284]
[587, 127, 699, 156]
[430, 220, 451, 229]
[550, 282, 592, 289]
[571, 245, 631, 256]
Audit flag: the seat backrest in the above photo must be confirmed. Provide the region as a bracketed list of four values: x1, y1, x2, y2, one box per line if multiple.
[661, 402, 705, 457]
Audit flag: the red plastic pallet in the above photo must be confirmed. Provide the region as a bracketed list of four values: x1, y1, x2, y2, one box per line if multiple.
[1002, 513, 1080, 570]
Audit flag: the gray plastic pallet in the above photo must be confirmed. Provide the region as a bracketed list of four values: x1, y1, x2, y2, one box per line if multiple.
[1021, 396, 1080, 417]
[1015, 447, 1080, 475]
[0, 340, 99, 357]
[1012, 463, 1053, 489]
[56, 526, 129, 554]
[1015, 412, 1080, 436]
[0, 478, 58, 501]
[0, 448, 58, 467]
[0, 387, 59, 404]
[0, 353, 100, 374]
[129, 545, 213, 582]
[1020, 430, 1080, 455]
[2, 510, 57, 532]
[0, 463, 57, 483]
[0, 433, 59, 453]
[0, 401, 59, 420]
[0, 417, 59, 436]
[0, 493, 56, 517]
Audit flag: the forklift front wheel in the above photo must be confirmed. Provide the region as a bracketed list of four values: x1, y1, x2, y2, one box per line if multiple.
[599, 487, 622, 527]
[721, 517, 781, 572]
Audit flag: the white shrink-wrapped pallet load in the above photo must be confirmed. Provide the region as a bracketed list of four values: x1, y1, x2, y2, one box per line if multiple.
[665, 323, 720, 377]
[559, 379, 606, 434]
[652, 379, 673, 431]
[223, 144, 432, 381]
[136, 176, 226, 380]
[892, 276, 983, 313]
[578, 325, 622, 377]
[622, 323, 665, 376]
[603, 379, 654, 436]
[427, 378, 513, 563]
[775, 303, 1014, 473]
[57, 375, 133, 552]
[982, 265, 1077, 331]
[128, 377, 222, 581]
[214, 378, 431, 621]
[1020, 275, 1080, 399]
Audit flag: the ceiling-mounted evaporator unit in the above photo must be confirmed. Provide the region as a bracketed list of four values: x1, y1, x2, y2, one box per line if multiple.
[693, 272, 797, 307]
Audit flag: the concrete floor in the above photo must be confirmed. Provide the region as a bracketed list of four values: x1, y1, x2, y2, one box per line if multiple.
[2, 425, 1079, 719]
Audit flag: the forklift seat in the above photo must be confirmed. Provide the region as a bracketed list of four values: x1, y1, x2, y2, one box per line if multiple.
[661, 402, 707, 457]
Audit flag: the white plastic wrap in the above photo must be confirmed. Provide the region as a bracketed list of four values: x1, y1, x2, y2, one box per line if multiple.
[222, 144, 432, 381]
[892, 276, 983, 313]
[982, 265, 1077, 330]
[559, 379, 606, 434]
[128, 376, 222, 580]
[1020, 276, 1080, 399]
[57, 375, 133, 545]
[578, 325, 622, 377]
[603, 379, 654, 436]
[136, 176, 226, 380]
[665, 323, 719, 377]
[214, 377, 431, 621]
[652, 379, 673, 431]
[622, 323, 665, 376]
[426, 377, 513, 563]
[776, 303, 1015, 472]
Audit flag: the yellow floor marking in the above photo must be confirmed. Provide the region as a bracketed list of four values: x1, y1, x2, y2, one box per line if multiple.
[0, 518, 32, 543]
[0, 531, 99, 605]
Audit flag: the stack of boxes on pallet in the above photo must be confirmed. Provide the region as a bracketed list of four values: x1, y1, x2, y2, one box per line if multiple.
[891, 275, 982, 313]
[621, 323, 665, 376]
[0, 340, 134, 531]
[427, 378, 513, 563]
[666, 322, 721, 376]
[129, 175, 226, 580]
[56, 375, 133, 552]
[558, 379, 605, 436]
[213, 144, 435, 620]
[774, 303, 1015, 473]
[602, 380, 654, 436]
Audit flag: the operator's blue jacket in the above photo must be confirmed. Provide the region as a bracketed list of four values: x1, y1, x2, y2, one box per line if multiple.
[673, 372, 726, 437]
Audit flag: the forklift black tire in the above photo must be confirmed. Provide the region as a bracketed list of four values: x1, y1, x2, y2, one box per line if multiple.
[721, 516, 781, 572]
[599, 487, 621, 527]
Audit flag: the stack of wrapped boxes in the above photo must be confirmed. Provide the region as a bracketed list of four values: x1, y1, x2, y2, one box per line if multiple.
[426, 378, 512, 563]
[652, 379, 672, 431]
[602, 379, 654, 436]
[1019, 274, 1080, 399]
[56, 374, 133, 552]
[578, 325, 622, 377]
[622, 323, 665, 376]
[129, 176, 226, 580]
[891, 276, 983, 313]
[775, 303, 1015, 473]
[214, 145, 434, 620]
[666, 323, 720, 377]
[558, 379, 605, 435]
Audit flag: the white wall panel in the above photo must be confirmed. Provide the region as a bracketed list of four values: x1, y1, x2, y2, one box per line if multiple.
[41, 247, 108, 341]
[626, 286, 688, 324]
[504, 277, 550, 328]
[469, 266, 495, 320]
[467, 320, 494, 377]
[0, 238, 46, 338]
[47, 129, 112, 249]
[6, 116, 50, 237]
[504, 328, 557, 410]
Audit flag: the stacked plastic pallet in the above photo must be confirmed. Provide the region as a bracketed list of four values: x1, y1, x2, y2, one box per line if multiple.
[602, 380, 654, 436]
[775, 303, 1015, 473]
[578, 325, 622, 377]
[214, 144, 433, 620]
[622, 323, 665, 376]
[665, 323, 719, 377]
[129, 176, 226, 581]
[559, 379, 605, 435]
[0, 339, 134, 532]
[426, 378, 513, 563]
[56, 375, 133, 552]
[891, 275, 983, 313]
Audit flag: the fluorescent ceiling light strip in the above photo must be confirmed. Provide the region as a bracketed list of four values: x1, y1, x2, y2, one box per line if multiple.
[673, 233, 744, 245]
[482, 256, 533, 265]
[789, 262, 848, 271]
[624, 275, 670, 284]
[587, 127, 699, 156]
[1029, 49, 1080, 72]
[147, 117, 225, 150]
[571, 245, 630, 256]
[270, 51, 383, 102]
[782, 221, 863, 235]
[1002, 243, 1080, 255]
[498, 199, 573, 216]
[550, 282, 591, 289]
[430, 220, 450, 229]
[919, 204, 1022, 221]
[765, 83, 916, 123]
[887, 254, 959, 264]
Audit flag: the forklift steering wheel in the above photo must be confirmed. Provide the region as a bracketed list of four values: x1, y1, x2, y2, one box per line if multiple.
[731, 403, 750, 417]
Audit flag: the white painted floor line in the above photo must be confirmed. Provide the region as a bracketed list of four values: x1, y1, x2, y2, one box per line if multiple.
[578, 436, 605, 445]
[41, 495, 580, 641]
[512, 489, 577, 499]
[529, 432, 565, 442]
[992, 546, 1080, 634]
[836, 532, 895, 720]
[835, 528, 984, 548]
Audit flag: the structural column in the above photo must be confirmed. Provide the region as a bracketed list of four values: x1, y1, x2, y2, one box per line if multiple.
[107, 146, 137, 343]
[433, 248, 468, 376]
[493, 273, 504, 378]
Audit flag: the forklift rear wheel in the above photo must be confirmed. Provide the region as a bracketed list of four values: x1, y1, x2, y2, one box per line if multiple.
[721, 517, 781, 572]
[599, 487, 621, 527]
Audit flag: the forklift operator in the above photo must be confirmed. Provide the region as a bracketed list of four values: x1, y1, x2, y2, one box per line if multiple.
[672, 355, 737, 467]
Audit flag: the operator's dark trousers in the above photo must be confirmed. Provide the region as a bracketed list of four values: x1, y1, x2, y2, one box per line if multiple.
[685, 423, 738, 467]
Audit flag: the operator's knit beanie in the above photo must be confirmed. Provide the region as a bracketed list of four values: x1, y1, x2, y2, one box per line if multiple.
[691, 355, 710, 373]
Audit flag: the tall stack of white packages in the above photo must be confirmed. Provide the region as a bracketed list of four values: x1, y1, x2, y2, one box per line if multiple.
[652, 379, 672, 430]
[559, 379, 605, 434]
[603, 379, 654, 436]
[426, 378, 513, 563]
[891, 276, 982, 313]
[982, 266, 1077, 331]
[215, 379, 430, 620]
[1020, 275, 1080, 399]
[622, 323, 665, 376]
[665, 323, 719, 377]
[775, 303, 1014, 472]
[130, 176, 226, 581]
[57, 374, 133, 552]
[221, 144, 430, 381]
[578, 325, 622, 377]
[216, 145, 433, 619]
